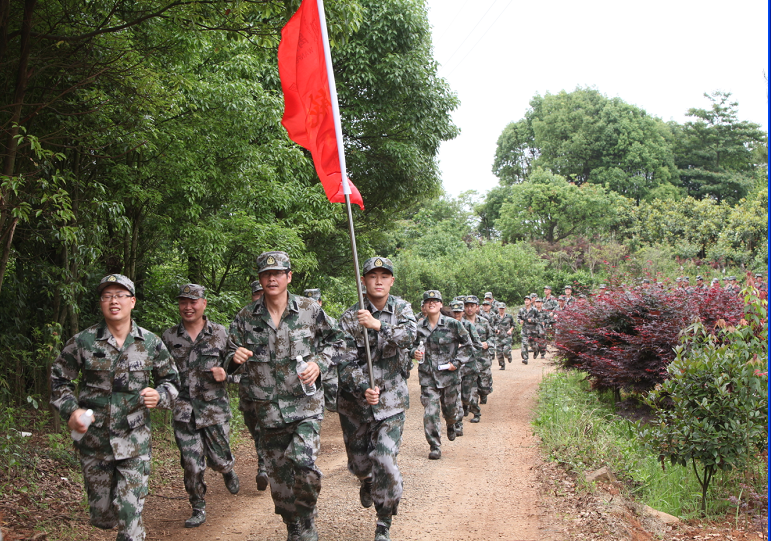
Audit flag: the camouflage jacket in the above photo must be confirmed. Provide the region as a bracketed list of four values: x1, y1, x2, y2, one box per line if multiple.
[518, 307, 538, 333]
[534, 309, 551, 334]
[542, 296, 559, 315]
[495, 313, 515, 339]
[337, 295, 417, 421]
[162, 318, 231, 429]
[458, 318, 480, 376]
[225, 294, 352, 429]
[463, 314, 494, 365]
[413, 315, 472, 389]
[50, 321, 179, 460]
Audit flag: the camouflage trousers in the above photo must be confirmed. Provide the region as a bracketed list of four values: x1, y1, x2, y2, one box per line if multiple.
[477, 355, 494, 397]
[496, 337, 512, 366]
[173, 419, 235, 509]
[262, 416, 323, 522]
[337, 396, 404, 518]
[531, 333, 547, 358]
[240, 399, 266, 473]
[420, 384, 462, 450]
[461, 373, 480, 416]
[520, 330, 536, 361]
[80, 453, 150, 541]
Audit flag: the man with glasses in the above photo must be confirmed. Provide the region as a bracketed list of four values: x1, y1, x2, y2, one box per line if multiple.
[226, 251, 351, 541]
[162, 284, 239, 528]
[51, 274, 179, 541]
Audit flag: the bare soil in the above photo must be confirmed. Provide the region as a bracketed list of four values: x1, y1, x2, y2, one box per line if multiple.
[2, 348, 767, 540]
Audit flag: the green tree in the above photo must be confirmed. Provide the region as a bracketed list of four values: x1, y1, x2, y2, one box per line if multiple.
[495, 169, 629, 243]
[672, 91, 767, 203]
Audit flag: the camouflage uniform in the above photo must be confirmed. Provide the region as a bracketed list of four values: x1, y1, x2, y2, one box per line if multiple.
[542, 290, 558, 342]
[225, 269, 350, 527]
[50, 275, 179, 541]
[463, 303, 493, 415]
[162, 311, 235, 515]
[494, 307, 514, 368]
[450, 301, 479, 430]
[304, 288, 339, 414]
[531, 302, 550, 359]
[337, 286, 417, 522]
[517, 301, 538, 363]
[414, 292, 473, 456]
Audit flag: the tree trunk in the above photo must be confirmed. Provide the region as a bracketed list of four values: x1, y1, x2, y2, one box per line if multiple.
[0, 0, 36, 295]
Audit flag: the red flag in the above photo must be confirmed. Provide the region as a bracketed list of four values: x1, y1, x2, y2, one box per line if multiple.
[278, 0, 364, 210]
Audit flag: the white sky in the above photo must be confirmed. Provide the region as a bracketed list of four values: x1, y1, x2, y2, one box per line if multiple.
[425, 0, 769, 198]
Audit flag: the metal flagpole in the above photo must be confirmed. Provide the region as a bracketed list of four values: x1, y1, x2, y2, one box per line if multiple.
[316, 0, 375, 391]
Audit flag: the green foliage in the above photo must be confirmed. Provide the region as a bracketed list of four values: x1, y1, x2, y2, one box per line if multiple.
[496, 169, 630, 243]
[639, 294, 768, 514]
[535, 370, 767, 518]
[673, 92, 768, 204]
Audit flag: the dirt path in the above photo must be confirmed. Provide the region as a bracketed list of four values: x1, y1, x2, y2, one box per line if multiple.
[141, 351, 555, 541]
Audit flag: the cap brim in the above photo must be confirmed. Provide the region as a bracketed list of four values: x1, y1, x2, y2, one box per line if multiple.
[259, 266, 289, 274]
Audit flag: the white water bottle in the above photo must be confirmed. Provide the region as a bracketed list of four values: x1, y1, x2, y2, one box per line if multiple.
[296, 356, 317, 396]
[71, 409, 94, 441]
[415, 341, 425, 364]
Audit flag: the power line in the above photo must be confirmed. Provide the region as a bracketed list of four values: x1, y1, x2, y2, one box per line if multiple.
[446, 0, 515, 77]
[436, 0, 475, 42]
[442, 0, 502, 67]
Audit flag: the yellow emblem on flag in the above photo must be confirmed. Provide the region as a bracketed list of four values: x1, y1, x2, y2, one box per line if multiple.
[107, 275, 117, 282]
[267, 256, 276, 265]
[374, 258, 383, 267]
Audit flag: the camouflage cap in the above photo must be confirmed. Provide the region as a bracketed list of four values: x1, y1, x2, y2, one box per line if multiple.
[362, 256, 394, 276]
[497, 302, 506, 308]
[178, 283, 205, 299]
[728, 276, 736, 281]
[696, 275, 704, 281]
[450, 300, 464, 312]
[529, 292, 538, 299]
[599, 284, 606, 289]
[250, 280, 263, 293]
[464, 295, 480, 305]
[256, 251, 291, 274]
[642, 279, 651, 283]
[711, 277, 720, 283]
[484, 292, 493, 299]
[564, 285, 572, 290]
[683, 276, 690, 282]
[422, 290, 443, 303]
[482, 300, 491, 305]
[755, 273, 763, 278]
[558, 295, 566, 301]
[523, 294, 531, 300]
[97, 274, 135, 296]
[534, 297, 542, 303]
[303, 288, 321, 301]
[675, 277, 682, 282]
[543, 285, 552, 291]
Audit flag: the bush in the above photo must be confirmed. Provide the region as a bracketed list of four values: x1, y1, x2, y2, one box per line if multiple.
[553, 287, 745, 395]
[639, 293, 768, 514]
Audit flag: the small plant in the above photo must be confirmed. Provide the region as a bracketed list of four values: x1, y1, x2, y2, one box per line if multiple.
[639, 293, 768, 514]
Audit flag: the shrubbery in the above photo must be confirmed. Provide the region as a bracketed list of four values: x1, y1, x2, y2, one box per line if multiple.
[553, 286, 745, 394]
[639, 292, 768, 513]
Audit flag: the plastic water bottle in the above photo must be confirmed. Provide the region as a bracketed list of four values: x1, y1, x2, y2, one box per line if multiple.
[415, 341, 425, 364]
[71, 409, 94, 441]
[296, 356, 317, 396]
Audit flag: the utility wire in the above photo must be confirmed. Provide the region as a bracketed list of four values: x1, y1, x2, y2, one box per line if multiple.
[446, 0, 515, 77]
[442, 0, 501, 67]
[436, 0, 475, 42]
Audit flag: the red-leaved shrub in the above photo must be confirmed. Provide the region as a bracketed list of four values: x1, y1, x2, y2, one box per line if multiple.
[553, 287, 745, 394]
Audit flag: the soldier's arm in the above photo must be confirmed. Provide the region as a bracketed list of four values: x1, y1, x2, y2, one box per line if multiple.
[452, 321, 473, 368]
[224, 311, 250, 374]
[379, 302, 417, 351]
[50, 337, 84, 424]
[315, 305, 355, 375]
[148, 339, 179, 410]
[336, 309, 371, 396]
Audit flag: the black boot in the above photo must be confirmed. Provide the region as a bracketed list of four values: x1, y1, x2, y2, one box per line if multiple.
[359, 477, 374, 508]
[375, 516, 392, 541]
[286, 519, 303, 541]
[223, 470, 240, 494]
[185, 507, 206, 528]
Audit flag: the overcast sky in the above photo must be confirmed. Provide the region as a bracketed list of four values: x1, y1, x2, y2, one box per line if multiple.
[425, 0, 769, 199]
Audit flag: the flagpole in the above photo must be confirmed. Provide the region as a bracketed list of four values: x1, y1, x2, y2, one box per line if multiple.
[316, 0, 375, 391]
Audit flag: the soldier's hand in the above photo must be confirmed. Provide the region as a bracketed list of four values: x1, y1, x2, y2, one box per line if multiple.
[447, 363, 458, 371]
[364, 386, 380, 405]
[233, 347, 254, 364]
[68, 408, 94, 434]
[211, 367, 227, 382]
[298, 361, 320, 385]
[507, 328, 512, 335]
[481, 341, 489, 350]
[414, 350, 424, 361]
[357, 309, 382, 331]
[140, 388, 160, 408]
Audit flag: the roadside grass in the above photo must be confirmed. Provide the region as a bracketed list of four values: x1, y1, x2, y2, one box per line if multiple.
[533, 369, 768, 521]
[0, 384, 252, 540]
